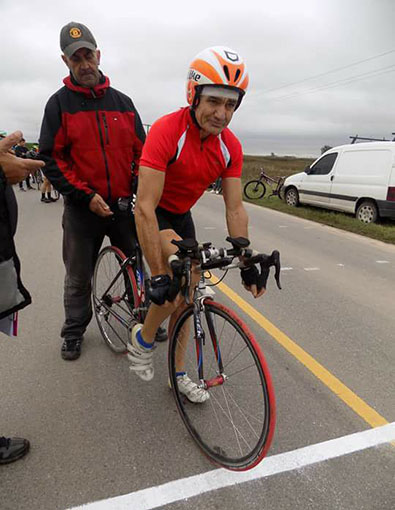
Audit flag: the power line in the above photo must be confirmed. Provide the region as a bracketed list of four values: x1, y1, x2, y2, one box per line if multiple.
[262, 49, 395, 94]
[268, 65, 395, 103]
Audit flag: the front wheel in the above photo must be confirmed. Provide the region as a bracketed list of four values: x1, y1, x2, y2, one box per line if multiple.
[168, 301, 275, 471]
[285, 187, 299, 207]
[244, 180, 266, 200]
[92, 246, 138, 353]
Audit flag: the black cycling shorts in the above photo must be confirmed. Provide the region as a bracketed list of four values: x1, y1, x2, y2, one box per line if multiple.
[155, 206, 196, 240]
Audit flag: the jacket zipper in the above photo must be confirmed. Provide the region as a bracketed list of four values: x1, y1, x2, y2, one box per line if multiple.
[95, 109, 112, 202]
[102, 112, 109, 144]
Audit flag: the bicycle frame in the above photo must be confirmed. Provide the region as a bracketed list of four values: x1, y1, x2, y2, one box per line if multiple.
[190, 294, 226, 390]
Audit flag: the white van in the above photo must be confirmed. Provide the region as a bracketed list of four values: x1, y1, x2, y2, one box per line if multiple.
[283, 142, 395, 223]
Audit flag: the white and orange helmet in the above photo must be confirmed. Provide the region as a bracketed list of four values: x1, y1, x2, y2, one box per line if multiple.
[186, 46, 249, 110]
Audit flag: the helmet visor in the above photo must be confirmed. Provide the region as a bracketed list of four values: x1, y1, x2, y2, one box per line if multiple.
[200, 85, 240, 101]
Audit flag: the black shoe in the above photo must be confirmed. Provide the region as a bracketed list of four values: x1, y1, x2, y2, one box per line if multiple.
[61, 338, 83, 360]
[47, 196, 57, 202]
[27, 186, 35, 190]
[0, 437, 30, 464]
[41, 197, 51, 203]
[154, 326, 168, 342]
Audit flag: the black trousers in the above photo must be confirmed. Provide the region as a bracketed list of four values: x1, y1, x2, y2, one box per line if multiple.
[61, 201, 136, 341]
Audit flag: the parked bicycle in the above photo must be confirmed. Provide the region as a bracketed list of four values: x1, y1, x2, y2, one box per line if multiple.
[92, 226, 281, 470]
[244, 168, 285, 200]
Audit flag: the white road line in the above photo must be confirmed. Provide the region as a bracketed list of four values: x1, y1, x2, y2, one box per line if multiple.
[304, 267, 320, 271]
[279, 225, 288, 228]
[376, 260, 389, 264]
[337, 264, 345, 267]
[68, 423, 395, 510]
[281, 267, 293, 271]
[204, 227, 216, 230]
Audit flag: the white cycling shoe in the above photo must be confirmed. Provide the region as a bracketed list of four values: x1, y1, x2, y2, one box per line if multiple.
[169, 373, 210, 404]
[128, 324, 155, 382]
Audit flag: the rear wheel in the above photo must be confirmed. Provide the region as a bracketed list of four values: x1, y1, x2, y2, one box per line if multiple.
[92, 246, 138, 353]
[244, 180, 266, 200]
[169, 301, 275, 471]
[285, 187, 299, 207]
[356, 200, 378, 224]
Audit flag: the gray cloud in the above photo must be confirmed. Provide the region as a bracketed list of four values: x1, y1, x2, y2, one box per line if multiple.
[1, 0, 393, 157]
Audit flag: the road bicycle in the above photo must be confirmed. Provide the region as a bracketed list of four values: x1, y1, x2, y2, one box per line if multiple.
[92, 235, 149, 354]
[93, 229, 281, 471]
[244, 168, 285, 200]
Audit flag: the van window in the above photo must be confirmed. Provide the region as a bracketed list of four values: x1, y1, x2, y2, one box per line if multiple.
[335, 149, 392, 179]
[309, 153, 338, 175]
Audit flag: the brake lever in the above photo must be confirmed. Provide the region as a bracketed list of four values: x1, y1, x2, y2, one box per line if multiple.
[256, 251, 281, 291]
[271, 250, 282, 290]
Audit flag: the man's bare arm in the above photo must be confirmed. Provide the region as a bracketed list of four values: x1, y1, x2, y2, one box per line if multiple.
[222, 177, 265, 298]
[222, 177, 249, 238]
[135, 166, 167, 276]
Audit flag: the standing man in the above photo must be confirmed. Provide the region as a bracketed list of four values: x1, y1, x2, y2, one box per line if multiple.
[0, 131, 45, 463]
[128, 46, 265, 402]
[15, 139, 34, 191]
[39, 22, 166, 361]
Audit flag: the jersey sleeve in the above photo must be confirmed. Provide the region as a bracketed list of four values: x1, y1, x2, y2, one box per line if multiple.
[139, 115, 176, 172]
[221, 132, 243, 179]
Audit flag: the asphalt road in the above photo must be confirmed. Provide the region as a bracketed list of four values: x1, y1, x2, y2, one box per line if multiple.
[1, 188, 394, 510]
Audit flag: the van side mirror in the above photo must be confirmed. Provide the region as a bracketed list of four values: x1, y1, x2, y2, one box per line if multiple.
[304, 165, 311, 174]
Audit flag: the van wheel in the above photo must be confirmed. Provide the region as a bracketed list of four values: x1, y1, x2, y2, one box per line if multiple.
[285, 187, 299, 207]
[356, 200, 378, 224]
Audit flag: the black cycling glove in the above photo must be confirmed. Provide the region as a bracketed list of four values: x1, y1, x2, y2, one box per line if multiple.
[241, 265, 269, 293]
[240, 266, 259, 287]
[148, 274, 172, 305]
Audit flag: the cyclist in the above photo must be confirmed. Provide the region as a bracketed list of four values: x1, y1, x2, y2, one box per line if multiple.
[128, 46, 265, 402]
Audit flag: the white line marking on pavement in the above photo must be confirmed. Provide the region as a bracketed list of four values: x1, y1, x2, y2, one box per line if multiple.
[281, 267, 293, 271]
[337, 264, 345, 267]
[304, 267, 320, 271]
[376, 260, 389, 264]
[204, 227, 216, 230]
[68, 423, 395, 510]
[279, 225, 288, 228]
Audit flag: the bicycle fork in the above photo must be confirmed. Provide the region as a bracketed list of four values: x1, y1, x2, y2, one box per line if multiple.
[193, 300, 227, 390]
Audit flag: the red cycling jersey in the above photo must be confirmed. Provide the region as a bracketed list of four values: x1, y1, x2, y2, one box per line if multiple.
[140, 107, 243, 214]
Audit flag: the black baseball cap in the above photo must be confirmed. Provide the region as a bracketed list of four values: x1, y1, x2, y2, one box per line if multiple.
[60, 22, 97, 58]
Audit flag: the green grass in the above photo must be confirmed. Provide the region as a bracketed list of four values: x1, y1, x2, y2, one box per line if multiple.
[241, 155, 395, 245]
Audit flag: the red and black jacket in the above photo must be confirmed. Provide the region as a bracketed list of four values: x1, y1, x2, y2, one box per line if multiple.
[39, 72, 145, 206]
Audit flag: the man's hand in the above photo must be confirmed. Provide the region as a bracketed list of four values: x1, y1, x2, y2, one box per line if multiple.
[89, 193, 114, 217]
[0, 131, 45, 184]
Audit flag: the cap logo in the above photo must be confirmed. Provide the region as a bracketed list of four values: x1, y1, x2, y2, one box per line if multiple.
[69, 27, 82, 39]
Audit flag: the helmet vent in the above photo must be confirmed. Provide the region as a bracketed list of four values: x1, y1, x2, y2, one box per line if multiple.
[234, 69, 241, 81]
[223, 65, 230, 81]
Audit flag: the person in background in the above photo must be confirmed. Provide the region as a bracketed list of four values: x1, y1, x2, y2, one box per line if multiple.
[39, 21, 166, 361]
[0, 131, 45, 464]
[15, 139, 34, 191]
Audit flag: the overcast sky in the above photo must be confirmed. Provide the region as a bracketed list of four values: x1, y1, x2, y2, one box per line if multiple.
[1, 0, 394, 157]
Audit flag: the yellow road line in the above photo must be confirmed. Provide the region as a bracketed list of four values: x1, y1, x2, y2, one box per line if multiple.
[211, 275, 389, 429]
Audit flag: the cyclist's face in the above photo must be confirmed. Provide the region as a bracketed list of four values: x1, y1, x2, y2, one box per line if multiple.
[62, 48, 101, 88]
[195, 95, 237, 138]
